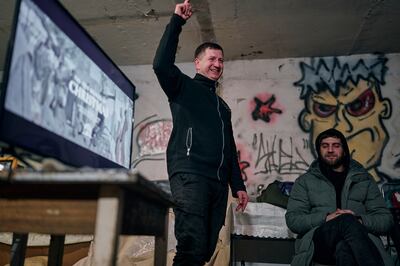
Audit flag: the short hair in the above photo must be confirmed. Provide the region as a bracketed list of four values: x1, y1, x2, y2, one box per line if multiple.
[194, 42, 224, 59]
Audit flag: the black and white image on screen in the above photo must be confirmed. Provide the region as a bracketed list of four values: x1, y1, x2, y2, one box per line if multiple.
[5, 0, 134, 168]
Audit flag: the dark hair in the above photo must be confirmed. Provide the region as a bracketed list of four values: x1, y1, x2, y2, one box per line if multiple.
[317, 131, 341, 146]
[194, 42, 224, 59]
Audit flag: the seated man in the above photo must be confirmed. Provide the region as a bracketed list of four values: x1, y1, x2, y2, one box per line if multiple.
[285, 128, 394, 266]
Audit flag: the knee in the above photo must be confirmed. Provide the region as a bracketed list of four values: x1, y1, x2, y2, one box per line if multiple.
[337, 214, 366, 233]
[336, 239, 351, 253]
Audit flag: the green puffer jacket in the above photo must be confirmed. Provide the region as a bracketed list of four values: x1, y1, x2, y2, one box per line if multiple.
[285, 159, 394, 266]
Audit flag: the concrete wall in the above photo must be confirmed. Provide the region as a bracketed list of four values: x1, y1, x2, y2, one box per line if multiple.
[122, 53, 400, 199]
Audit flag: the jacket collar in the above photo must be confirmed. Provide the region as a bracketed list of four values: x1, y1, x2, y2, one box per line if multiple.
[308, 159, 368, 183]
[194, 73, 219, 93]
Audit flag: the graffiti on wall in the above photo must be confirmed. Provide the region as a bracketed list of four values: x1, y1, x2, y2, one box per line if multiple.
[230, 53, 396, 197]
[251, 94, 283, 123]
[294, 54, 392, 182]
[236, 132, 310, 197]
[237, 150, 250, 182]
[252, 133, 309, 176]
[130, 53, 399, 191]
[131, 114, 172, 168]
[236, 91, 308, 192]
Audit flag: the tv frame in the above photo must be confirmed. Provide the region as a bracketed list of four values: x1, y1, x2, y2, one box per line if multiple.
[0, 0, 136, 169]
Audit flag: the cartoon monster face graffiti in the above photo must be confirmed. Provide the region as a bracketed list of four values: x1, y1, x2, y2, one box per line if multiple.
[295, 55, 392, 181]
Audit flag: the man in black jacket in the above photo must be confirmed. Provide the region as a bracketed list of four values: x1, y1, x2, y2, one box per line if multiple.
[153, 0, 249, 265]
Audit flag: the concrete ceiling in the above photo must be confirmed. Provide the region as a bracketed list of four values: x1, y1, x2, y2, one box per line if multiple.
[1, 0, 400, 72]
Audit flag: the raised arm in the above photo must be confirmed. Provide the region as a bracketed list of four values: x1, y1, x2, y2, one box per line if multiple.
[153, 0, 193, 98]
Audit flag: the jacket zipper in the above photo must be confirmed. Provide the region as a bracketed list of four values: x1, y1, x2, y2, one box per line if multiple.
[341, 173, 361, 209]
[215, 94, 224, 181]
[186, 127, 192, 156]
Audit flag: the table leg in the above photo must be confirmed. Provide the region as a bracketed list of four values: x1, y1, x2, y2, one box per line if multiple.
[92, 185, 124, 266]
[230, 235, 235, 266]
[10, 233, 28, 266]
[154, 209, 169, 266]
[48, 234, 65, 266]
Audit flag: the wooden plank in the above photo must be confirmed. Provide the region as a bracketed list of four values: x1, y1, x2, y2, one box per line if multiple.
[0, 199, 97, 234]
[92, 186, 123, 266]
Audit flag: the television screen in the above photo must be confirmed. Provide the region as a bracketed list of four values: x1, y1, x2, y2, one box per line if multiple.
[0, 0, 136, 169]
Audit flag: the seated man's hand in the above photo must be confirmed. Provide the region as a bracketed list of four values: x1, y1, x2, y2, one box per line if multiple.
[326, 208, 355, 221]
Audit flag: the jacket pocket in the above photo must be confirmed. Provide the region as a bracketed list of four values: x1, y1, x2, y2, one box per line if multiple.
[185, 127, 192, 156]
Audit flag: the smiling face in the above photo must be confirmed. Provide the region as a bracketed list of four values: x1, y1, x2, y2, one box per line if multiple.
[194, 48, 224, 81]
[300, 79, 391, 170]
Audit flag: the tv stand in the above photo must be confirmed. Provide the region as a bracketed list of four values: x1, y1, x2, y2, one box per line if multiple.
[0, 169, 173, 266]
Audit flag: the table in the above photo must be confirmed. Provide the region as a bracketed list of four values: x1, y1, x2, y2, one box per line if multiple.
[229, 202, 296, 265]
[0, 169, 173, 266]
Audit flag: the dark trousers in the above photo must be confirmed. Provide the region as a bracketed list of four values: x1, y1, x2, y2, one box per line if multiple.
[169, 173, 228, 266]
[313, 214, 384, 266]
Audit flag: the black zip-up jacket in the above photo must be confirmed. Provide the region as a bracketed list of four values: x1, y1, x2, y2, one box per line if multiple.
[153, 14, 246, 197]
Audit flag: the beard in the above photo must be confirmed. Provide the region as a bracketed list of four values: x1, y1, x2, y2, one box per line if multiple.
[321, 153, 345, 170]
